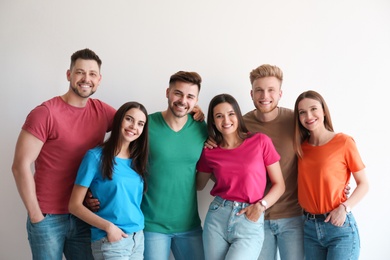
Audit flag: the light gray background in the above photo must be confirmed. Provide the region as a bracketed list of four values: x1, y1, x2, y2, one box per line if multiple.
[1, 0, 389, 259]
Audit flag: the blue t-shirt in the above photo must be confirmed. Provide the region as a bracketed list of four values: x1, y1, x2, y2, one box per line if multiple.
[75, 147, 144, 241]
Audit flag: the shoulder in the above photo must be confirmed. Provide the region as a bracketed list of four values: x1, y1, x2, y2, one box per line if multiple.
[243, 110, 256, 120]
[88, 98, 115, 111]
[85, 146, 103, 159]
[278, 107, 294, 120]
[148, 112, 162, 124]
[250, 132, 271, 141]
[279, 106, 293, 115]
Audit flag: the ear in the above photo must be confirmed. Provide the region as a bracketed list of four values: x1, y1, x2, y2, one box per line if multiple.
[165, 88, 170, 98]
[98, 74, 102, 85]
[66, 70, 71, 81]
[250, 89, 254, 100]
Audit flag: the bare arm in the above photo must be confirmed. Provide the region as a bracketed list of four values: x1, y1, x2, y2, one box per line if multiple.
[196, 171, 211, 191]
[238, 161, 285, 221]
[69, 185, 128, 242]
[11, 130, 44, 223]
[259, 161, 285, 208]
[326, 169, 369, 226]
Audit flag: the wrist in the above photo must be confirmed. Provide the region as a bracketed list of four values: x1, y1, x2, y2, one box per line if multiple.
[341, 203, 351, 213]
[259, 200, 267, 210]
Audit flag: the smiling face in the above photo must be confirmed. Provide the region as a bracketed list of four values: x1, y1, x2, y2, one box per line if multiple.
[66, 59, 101, 98]
[297, 97, 325, 132]
[166, 81, 199, 118]
[213, 102, 238, 136]
[251, 76, 282, 115]
[120, 108, 147, 145]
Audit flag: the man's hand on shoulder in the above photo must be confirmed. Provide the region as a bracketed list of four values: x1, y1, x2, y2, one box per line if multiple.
[191, 105, 205, 122]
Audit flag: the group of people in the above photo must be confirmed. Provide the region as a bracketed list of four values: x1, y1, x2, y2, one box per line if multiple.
[12, 48, 369, 260]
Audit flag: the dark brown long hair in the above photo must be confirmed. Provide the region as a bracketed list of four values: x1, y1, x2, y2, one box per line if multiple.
[100, 102, 149, 191]
[206, 93, 249, 145]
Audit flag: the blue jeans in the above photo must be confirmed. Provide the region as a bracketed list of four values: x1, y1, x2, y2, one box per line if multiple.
[304, 213, 360, 260]
[92, 231, 144, 260]
[203, 196, 264, 260]
[258, 215, 304, 260]
[144, 226, 204, 260]
[26, 214, 93, 260]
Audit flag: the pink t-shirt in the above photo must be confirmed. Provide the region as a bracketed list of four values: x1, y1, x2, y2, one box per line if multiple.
[22, 96, 116, 214]
[197, 133, 280, 204]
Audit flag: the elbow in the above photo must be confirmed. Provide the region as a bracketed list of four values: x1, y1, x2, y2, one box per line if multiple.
[196, 182, 205, 191]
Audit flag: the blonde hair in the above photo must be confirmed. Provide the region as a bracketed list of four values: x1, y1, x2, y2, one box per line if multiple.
[249, 64, 283, 85]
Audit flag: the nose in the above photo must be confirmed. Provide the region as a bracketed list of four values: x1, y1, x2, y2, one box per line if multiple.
[222, 115, 230, 123]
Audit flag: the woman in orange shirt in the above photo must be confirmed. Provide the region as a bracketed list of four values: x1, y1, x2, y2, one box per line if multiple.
[293, 90, 369, 260]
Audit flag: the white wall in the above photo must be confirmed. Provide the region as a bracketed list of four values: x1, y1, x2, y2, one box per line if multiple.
[1, 0, 389, 259]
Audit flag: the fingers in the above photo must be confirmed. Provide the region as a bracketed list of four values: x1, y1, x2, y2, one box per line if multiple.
[236, 208, 246, 216]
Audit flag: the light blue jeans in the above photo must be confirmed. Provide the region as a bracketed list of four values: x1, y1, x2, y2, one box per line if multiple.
[26, 214, 93, 260]
[304, 212, 360, 260]
[91, 230, 144, 260]
[203, 196, 264, 260]
[258, 215, 304, 260]
[144, 226, 204, 260]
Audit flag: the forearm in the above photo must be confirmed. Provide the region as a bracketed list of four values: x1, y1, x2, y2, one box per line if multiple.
[261, 182, 285, 209]
[343, 182, 369, 209]
[196, 171, 211, 190]
[12, 166, 42, 220]
[70, 203, 113, 232]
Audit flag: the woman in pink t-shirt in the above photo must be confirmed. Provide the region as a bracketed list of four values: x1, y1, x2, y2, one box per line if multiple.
[293, 90, 369, 260]
[196, 93, 285, 260]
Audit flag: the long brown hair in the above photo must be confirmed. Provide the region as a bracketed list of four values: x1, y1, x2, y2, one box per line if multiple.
[206, 93, 249, 145]
[100, 102, 149, 191]
[293, 90, 334, 158]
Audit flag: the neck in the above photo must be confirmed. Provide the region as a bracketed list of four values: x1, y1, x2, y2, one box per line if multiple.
[254, 107, 279, 123]
[61, 90, 89, 108]
[221, 133, 243, 149]
[308, 129, 335, 146]
[161, 110, 188, 132]
[116, 143, 130, 158]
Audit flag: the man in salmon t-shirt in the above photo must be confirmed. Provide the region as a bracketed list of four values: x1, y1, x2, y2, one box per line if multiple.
[11, 48, 116, 260]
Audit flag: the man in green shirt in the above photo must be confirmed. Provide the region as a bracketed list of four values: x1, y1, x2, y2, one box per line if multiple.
[141, 71, 208, 260]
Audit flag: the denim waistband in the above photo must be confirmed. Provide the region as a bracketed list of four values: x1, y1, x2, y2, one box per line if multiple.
[213, 196, 251, 208]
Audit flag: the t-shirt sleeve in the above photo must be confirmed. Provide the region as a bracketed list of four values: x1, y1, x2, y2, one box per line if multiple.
[196, 148, 212, 174]
[345, 136, 365, 172]
[22, 105, 51, 142]
[75, 150, 100, 187]
[260, 134, 281, 166]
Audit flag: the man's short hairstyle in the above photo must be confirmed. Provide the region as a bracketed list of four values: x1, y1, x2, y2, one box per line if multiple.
[249, 64, 283, 85]
[70, 48, 102, 70]
[169, 71, 202, 91]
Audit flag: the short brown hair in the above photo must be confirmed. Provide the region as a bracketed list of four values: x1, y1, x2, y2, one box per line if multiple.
[169, 71, 202, 91]
[70, 48, 102, 70]
[249, 64, 283, 85]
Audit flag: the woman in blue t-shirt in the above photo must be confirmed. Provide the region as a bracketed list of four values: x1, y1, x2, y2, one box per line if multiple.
[69, 101, 149, 260]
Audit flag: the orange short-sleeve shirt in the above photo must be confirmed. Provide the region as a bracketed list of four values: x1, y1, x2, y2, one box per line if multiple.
[298, 133, 365, 214]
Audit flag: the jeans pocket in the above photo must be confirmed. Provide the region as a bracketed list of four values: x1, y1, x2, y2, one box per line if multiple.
[28, 214, 49, 227]
[208, 201, 222, 212]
